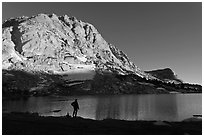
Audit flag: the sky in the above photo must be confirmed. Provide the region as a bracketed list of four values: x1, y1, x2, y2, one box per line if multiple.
[2, 2, 202, 84]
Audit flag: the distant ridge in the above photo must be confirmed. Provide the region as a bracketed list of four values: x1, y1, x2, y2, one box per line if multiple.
[145, 68, 183, 84]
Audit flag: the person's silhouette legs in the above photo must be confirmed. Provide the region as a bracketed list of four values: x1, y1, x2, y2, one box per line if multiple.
[73, 110, 75, 117]
[75, 110, 78, 117]
[73, 109, 78, 117]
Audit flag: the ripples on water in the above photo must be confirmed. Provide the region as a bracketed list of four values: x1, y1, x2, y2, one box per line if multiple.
[3, 94, 202, 121]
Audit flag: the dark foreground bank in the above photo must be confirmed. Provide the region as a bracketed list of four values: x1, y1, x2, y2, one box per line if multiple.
[2, 112, 202, 135]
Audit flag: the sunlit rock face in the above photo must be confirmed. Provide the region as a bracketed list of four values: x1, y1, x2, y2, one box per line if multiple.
[2, 13, 152, 78]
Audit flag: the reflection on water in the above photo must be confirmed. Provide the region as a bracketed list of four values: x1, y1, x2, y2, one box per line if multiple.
[3, 94, 202, 121]
[95, 94, 179, 121]
[95, 96, 120, 120]
[95, 95, 139, 120]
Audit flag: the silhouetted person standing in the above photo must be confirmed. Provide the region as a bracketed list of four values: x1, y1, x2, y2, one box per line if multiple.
[71, 99, 79, 117]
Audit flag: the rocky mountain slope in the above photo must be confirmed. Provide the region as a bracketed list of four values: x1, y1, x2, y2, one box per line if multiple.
[3, 13, 152, 77]
[2, 13, 201, 96]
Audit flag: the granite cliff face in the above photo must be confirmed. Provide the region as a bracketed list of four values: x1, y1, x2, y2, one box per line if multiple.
[3, 13, 152, 77]
[4, 13, 196, 96]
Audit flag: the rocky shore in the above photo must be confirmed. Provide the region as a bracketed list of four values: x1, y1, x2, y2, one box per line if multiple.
[2, 112, 202, 135]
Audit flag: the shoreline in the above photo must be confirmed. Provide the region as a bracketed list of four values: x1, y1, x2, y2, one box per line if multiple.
[2, 92, 202, 101]
[2, 112, 202, 135]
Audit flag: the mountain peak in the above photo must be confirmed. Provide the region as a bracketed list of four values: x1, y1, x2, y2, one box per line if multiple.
[3, 13, 152, 78]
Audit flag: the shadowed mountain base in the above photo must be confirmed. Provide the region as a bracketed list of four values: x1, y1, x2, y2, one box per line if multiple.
[2, 112, 201, 135]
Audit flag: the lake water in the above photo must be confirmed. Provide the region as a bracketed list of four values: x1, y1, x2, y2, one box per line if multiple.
[3, 93, 202, 121]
